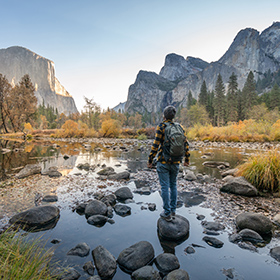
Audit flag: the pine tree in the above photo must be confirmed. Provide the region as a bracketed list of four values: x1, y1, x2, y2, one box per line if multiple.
[0, 74, 11, 133]
[187, 91, 196, 109]
[242, 71, 257, 119]
[213, 74, 226, 126]
[227, 72, 239, 122]
[198, 80, 208, 107]
[269, 83, 280, 110]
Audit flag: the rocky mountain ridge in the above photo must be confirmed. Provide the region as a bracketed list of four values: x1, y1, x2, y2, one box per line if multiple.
[125, 22, 280, 116]
[0, 46, 78, 115]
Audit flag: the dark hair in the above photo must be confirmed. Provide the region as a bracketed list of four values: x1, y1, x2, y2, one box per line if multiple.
[163, 105, 176, 120]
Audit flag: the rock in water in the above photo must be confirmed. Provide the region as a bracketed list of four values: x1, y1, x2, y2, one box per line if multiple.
[165, 269, 190, 280]
[115, 186, 133, 201]
[67, 242, 90, 257]
[202, 236, 224, 248]
[117, 241, 155, 273]
[157, 214, 190, 240]
[9, 205, 60, 229]
[270, 246, 280, 262]
[85, 200, 108, 217]
[154, 253, 180, 274]
[236, 212, 273, 236]
[92, 245, 117, 279]
[131, 266, 161, 280]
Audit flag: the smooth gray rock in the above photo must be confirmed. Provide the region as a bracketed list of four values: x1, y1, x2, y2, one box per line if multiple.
[16, 164, 42, 179]
[239, 228, 263, 243]
[114, 204, 131, 216]
[83, 261, 95, 276]
[97, 167, 115, 175]
[273, 213, 280, 226]
[220, 168, 238, 177]
[270, 246, 280, 262]
[108, 171, 130, 180]
[202, 236, 224, 248]
[75, 203, 87, 214]
[42, 195, 58, 202]
[154, 253, 180, 274]
[115, 186, 133, 201]
[180, 191, 206, 207]
[53, 267, 81, 280]
[203, 161, 230, 168]
[134, 180, 149, 189]
[87, 215, 108, 226]
[77, 163, 90, 171]
[85, 200, 108, 217]
[157, 214, 190, 241]
[9, 205, 60, 228]
[148, 203, 156, 211]
[238, 241, 258, 252]
[67, 242, 90, 257]
[229, 233, 242, 243]
[87, 276, 101, 280]
[201, 221, 225, 231]
[184, 246, 195, 254]
[165, 269, 190, 280]
[101, 194, 117, 206]
[184, 170, 197, 181]
[117, 241, 155, 273]
[220, 176, 258, 197]
[236, 212, 273, 236]
[131, 266, 161, 280]
[92, 245, 117, 279]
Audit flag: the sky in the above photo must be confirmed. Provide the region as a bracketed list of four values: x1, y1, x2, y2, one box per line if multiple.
[0, 0, 280, 112]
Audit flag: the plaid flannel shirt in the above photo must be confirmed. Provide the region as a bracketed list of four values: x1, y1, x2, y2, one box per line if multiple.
[148, 120, 190, 165]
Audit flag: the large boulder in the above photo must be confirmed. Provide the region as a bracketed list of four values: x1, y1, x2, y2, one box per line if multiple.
[84, 200, 108, 217]
[236, 212, 273, 236]
[131, 266, 161, 280]
[157, 215, 190, 241]
[165, 269, 190, 280]
[16, 164, 42, 179]
[117, 241, 155, 273]
[220, 176, 258, 197]
[92, 245, 117, 279]
[9, 205, 60, 229]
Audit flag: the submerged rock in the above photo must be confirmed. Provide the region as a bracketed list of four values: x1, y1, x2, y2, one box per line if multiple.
[114, 204, 131, 217]
[201, 221, 225, 231]
[117, 241, 155, 273]
[83, 261, 95, 276]
[87, 215, 108, 226]
[52, 267, 80, 280]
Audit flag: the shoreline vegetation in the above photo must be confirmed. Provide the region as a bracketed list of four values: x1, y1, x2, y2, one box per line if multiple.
[2, 118, 280, 143]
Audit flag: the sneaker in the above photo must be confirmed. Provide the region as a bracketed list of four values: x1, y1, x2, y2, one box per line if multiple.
[160, 211, 172, 222]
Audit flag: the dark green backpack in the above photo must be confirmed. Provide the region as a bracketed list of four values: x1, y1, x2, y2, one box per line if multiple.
[162, 122, 186, 162]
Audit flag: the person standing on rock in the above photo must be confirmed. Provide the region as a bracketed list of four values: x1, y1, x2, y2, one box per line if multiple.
[147, 105, 190, 222]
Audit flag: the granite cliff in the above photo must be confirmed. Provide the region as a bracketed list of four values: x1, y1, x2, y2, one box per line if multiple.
[0, 46, 78, 115]
[125, 22, 280, 116]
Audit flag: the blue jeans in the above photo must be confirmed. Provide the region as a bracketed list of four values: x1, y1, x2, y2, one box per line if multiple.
[156, 161, 180, 215]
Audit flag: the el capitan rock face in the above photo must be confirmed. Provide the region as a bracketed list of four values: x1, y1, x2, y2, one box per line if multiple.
[0, 46, 78, 115]
[125, 22, 280, 117]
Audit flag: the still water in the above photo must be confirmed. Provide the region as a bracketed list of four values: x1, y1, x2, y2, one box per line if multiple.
[1, 139, 280, 280]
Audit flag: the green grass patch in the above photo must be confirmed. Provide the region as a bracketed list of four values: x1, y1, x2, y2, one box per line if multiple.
[0, 229, 55, 280]
[236, 149, 280, 193]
